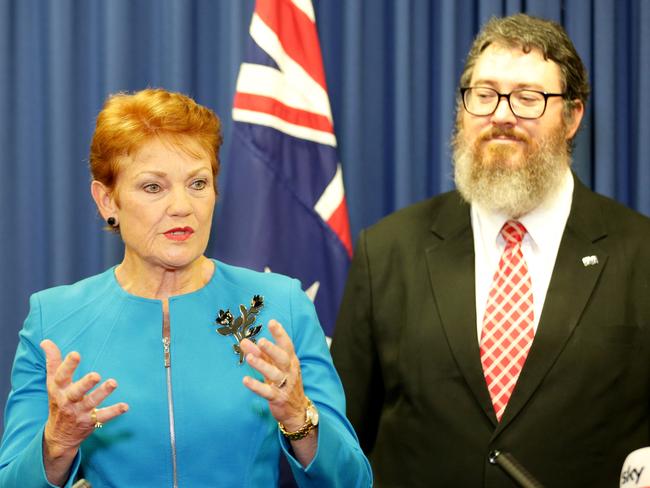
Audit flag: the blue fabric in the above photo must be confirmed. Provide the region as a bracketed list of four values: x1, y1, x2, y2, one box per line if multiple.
[1, 0, 649, 435]
[216, 126, 350, 338]
[216, 0, 351, 341]
[0, 260, 371, 487]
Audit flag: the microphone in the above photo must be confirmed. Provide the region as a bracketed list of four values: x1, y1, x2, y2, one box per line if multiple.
[621, 448, 650, 487]
[489, 450, 544, 488]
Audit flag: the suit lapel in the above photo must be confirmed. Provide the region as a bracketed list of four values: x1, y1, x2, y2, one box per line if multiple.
[494, 175, 608, 434]
[425, 194, 498, 425]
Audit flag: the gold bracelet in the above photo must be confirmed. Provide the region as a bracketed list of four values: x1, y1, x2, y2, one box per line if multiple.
[278, 398, 319, 440]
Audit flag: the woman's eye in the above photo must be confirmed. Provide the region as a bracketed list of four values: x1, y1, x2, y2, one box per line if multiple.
[143, 183, 161, 193]
[191, 179, 208, 190]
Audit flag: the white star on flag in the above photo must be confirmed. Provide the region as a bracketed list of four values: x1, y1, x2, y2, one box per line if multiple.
[264, 266, 329, 346]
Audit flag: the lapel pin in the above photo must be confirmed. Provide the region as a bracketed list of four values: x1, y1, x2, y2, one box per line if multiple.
[581, 255, 599, 267]
[215, 295, 264, 365]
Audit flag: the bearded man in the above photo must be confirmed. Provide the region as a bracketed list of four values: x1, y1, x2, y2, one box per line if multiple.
[331, 13, 650, 487]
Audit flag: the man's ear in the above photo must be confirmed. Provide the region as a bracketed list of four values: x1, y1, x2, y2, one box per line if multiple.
[91, 180, 118, 221]
[565, 99, 585, 140]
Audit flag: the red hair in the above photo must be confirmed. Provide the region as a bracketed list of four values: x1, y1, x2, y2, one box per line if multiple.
[90, 88, 222, 193]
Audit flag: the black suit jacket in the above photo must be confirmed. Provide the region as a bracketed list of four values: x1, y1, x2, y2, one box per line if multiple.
[331, 175, 650, 487]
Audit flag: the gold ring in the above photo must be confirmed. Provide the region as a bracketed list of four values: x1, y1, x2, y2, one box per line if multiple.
[90, 408, 103, 429]
[276, 375, 288, 389]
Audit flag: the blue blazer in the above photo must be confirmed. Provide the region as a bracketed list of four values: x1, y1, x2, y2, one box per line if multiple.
[0, 260, 371, 487]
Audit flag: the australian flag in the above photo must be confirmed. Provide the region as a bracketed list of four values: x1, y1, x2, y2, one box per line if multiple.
[214, 0, 352, 340]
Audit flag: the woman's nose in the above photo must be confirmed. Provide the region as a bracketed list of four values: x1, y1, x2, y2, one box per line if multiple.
[167, 186, 193, 215]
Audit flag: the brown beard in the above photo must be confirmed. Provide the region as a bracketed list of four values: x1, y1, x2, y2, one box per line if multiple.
[452, 122, 571, 218]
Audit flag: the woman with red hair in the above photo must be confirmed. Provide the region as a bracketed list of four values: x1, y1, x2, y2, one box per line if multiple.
[0, 88, 371, 488]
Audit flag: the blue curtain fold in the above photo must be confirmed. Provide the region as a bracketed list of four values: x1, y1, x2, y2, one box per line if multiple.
[1, 0, 648, 432]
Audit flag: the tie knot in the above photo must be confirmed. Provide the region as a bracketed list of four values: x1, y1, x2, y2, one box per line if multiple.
[501, 220, 527, 244]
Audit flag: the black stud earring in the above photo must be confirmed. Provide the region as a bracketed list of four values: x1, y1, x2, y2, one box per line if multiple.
[107, 217, 117, 227]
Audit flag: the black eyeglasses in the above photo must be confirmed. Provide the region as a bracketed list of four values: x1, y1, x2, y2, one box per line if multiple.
[460, 87, 566, 119]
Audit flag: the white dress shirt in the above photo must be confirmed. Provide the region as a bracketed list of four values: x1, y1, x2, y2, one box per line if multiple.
[471, 168, 574, 342]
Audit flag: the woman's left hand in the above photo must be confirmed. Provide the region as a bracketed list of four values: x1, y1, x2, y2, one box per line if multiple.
[240, 320, 309, 433]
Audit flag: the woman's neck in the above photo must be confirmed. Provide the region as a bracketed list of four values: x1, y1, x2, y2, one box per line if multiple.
[114, 254, 215, 300]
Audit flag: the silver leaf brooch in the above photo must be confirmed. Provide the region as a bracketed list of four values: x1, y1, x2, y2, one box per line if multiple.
[215, 295, 264, 364]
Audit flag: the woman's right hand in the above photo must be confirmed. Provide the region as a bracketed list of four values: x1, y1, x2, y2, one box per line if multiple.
[40, 339, 129, 485]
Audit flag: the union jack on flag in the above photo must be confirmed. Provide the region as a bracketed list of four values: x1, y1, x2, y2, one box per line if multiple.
[214, 0, 352, 339]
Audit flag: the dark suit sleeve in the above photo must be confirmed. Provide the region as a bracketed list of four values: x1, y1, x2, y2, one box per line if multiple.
[331, 230, 384, 454]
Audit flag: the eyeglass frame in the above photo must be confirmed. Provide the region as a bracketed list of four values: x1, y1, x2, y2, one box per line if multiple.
[460, 87, 567, 120]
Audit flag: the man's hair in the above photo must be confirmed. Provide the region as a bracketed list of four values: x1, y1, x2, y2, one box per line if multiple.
[459, 13, 590, 112]
[90, 88, 222, 194]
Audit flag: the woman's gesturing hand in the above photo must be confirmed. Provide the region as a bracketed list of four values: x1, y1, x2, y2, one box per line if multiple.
[240, 320, 310, 433]
[40, 339, 129, 483]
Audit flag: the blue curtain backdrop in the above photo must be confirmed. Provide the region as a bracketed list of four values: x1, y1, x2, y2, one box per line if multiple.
[0, 0, 648, 432]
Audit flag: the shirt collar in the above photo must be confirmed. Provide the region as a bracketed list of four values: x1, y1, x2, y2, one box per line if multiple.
[472, 168, 574, 250]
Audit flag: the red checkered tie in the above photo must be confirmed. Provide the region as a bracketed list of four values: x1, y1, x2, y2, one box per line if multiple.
[480, 220, 534, 421]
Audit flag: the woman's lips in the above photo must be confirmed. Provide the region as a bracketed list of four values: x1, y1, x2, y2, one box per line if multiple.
[164, 227, 194, 241]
